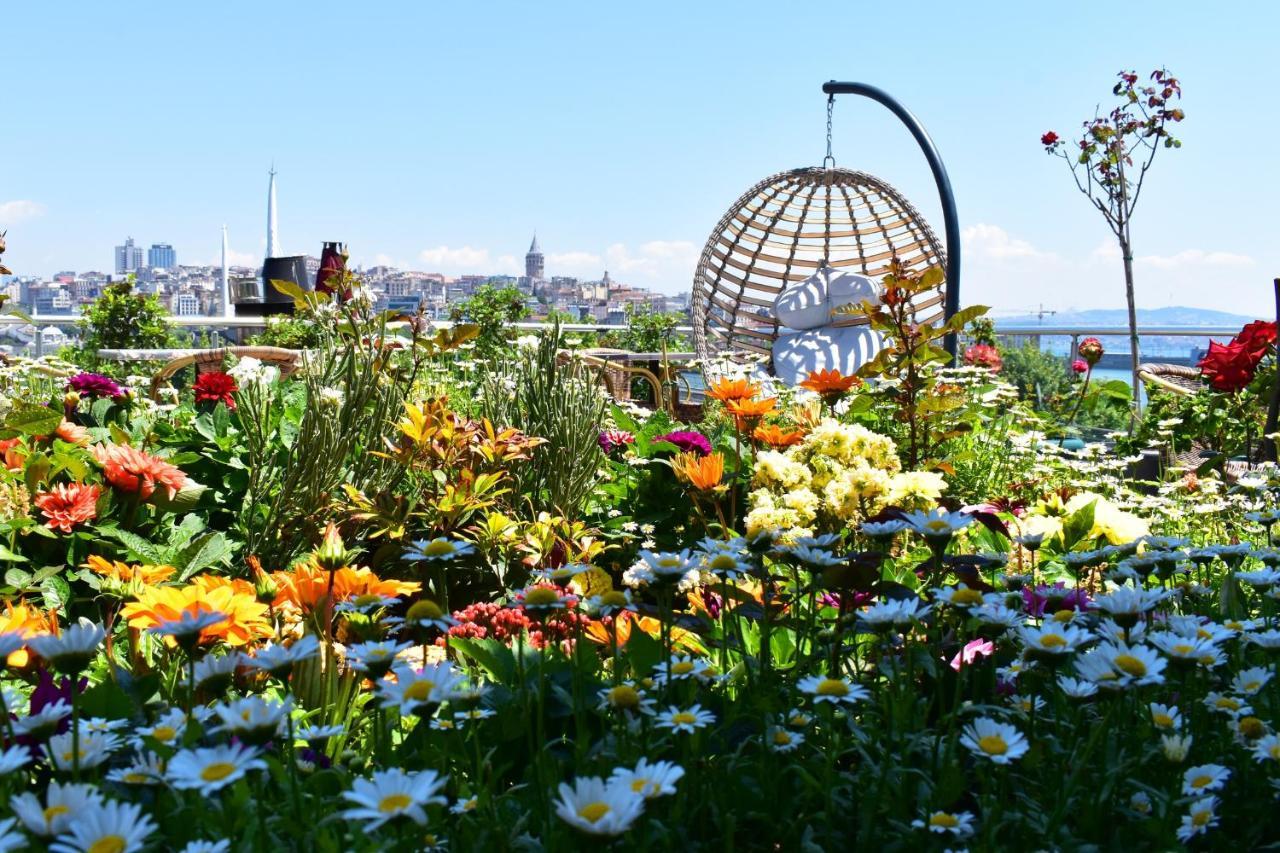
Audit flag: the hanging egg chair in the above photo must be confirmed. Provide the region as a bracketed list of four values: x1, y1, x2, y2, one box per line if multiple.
[691, 82, 960, 383]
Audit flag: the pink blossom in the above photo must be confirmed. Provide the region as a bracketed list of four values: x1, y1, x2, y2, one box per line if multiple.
[950, 638, 994, 671]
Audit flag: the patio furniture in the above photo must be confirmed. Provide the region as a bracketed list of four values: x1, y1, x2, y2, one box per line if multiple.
[149, 345, 302, 401]
[562, 348, 701, 419]
[691, 82, 959, 381]
[1137, 362, 1204, 397]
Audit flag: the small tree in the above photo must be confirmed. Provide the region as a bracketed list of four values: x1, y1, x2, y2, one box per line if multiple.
[78, 277, 174, 364]
[1041, 69, 1184, 416]
[450, 282, 530, 356]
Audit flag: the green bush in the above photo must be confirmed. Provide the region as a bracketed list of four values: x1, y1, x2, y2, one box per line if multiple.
[77, 278, 174, 363]
[450, 282, 530, 356]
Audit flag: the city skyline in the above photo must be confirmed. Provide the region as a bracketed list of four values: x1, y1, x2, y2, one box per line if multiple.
[1, 2, 1276, 314]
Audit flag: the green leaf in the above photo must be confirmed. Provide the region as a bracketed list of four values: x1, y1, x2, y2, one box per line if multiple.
[4, 568, 32, 586]
[2, 403, 61, 437]
[943, 305, 990, 334]
[1058, 500, 1097, 552]
[449, 637, 516, 683]
[97, 527, 169, 564]
[41, 575, 72, 611]
[177, 532, 231, 581]
[150, 479, 208, 514]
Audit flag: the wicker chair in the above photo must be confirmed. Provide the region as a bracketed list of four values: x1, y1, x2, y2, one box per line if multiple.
[149, 345, 303, 401]
[1137, 362, 1204, 397]
[691, 166, 947, 374]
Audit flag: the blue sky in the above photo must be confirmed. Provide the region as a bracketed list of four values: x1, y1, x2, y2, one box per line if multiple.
[2, 0, 1276, 315]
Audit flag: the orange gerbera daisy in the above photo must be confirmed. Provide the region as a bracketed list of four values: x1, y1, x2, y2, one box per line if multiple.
[0, 438, 26, 471]
[84, 554, 177, 586]
[753, 424, 807, 448]
[92, 443, 192, 501]
[55, 421, 91, 446]
[705, 377, 760, 403]
[725, 396, 777, 429]
[0, 600, 57, 668]
[271, 561, 421, 615]
[122, 581, 271, 647]
[582, 611, 704, 653]
[33, 482, 101, 533]
[799, 368, 861, 398]
[672, 451, 725, 491]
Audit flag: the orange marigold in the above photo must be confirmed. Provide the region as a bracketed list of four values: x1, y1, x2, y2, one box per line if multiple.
[84, 555, 177, 586]
[799, 368, 860, 397]
[271, 561, 421, 614]
[33, 482, 100, 533]
[122, 581, 271, 647]
[705, 377, 760, 403]
[725, 396, 777, 430]
[92, 442, 192, 501]
[672, 451, 725, 492]
[753, 424, 807, 448]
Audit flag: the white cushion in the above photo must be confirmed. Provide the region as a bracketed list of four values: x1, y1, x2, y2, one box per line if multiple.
[773, 263, 880, 330]
[772, 326, 884, 386]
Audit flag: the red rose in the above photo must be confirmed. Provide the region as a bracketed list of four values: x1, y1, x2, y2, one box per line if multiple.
[1233, 320, 1277, 360]
[193, 371, 239, 409]
[1041, 131, 1060, 146]
[1077, 337, 1104, 366]
[1197, 340, 1259, 393]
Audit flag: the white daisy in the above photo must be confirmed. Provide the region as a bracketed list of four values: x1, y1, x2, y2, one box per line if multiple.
[652, 704, 716, 734]
[1149, 702, 1182, 730]
[375, 662, 467, 716]
[105, 752, 166, 786]
[609, 759, 684, 798]
[554, 776, 645, 836]
[166, 743, 266, 792]
[47, 800, 156, 853]
[796, 675, 870, 705]
[911, 810, 976, 838]
[10, 781, 104, 837]
[959, 717, 1029, 764]
[404, 537, 475, 562]
[27, 619, 105, 673]
[1182, 763, 1230, 796]
[209, 696, 292, 744]
[766, 726, 805, 753]
[1176, 796, 1219, 843]
[43, 730, 119, 771]
[246, 635, 320, 678]
[1231, 666, 1273, 695]
[340, 767, 449, 830]
[0, 743, 32, 775]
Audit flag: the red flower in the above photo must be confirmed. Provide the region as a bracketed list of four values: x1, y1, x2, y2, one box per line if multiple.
[193, 372, 238, 410]
[1197, 340, 1259, 393]
[92, 443, 192, 501]
[1077, 337, 1104, 366]
[1071, 358, 1089, 375]
[34, 483, 101, 533]
[963, 343, 1002, 371]
[1234, 320, 1277, 360]
[1040, 131, 1060, 146]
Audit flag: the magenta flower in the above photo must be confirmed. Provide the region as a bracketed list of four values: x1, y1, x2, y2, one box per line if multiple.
[654, 430, 712, 456]
[1071, 359, 1089, 375]
[950, 638, 995, 672]
[67, 372, 125, 400]
[598, 428, 635, 455]
[1022, 583, 1090, 617]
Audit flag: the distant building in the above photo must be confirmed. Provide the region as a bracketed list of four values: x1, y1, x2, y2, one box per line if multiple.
[114, 237, 144, 275]
[173, 293, 201, 316]
[525, 234, 544, 281]
[148, 243, 176, 269]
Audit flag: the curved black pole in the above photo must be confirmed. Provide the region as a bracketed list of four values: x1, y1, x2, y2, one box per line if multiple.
[822, 81, 961, 358]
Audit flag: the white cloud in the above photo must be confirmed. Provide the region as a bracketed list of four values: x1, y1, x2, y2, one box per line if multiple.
[546, 251, 602, 274]
[602, 241, 700, 290]
[418, 245, 493, 270]
[1137, 249, 1255, 270]
[0, 200, 46, 226]
[961, 223, 1056, 262]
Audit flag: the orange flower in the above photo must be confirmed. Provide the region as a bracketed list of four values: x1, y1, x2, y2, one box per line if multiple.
[0, 438, 25, 471]
[725, 396, 777, 430]
[92, 442, 191, 500]
[753, 424, 807, 448]
[0, 600, 57, 668]
[122, 581, 271, 647]
[33, 482, 100, 533]
[705, 377, 760, 403]
[56, 421, 91, 446]
[84, 555, 176, 586]
[582, 611, 703, 653]
[799, 368, 861, 396]
[672, 451, 725, 491]
[271, 560, 420, 615]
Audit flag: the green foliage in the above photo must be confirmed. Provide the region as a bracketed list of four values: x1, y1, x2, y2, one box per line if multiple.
[480, 322, 606, 518]
[999, 342, 1073, 407]
[250, 314, 325, 349]
[599, 303, 687, 353]
[450, 282, 530, 356]
[78, 278, 174, 360]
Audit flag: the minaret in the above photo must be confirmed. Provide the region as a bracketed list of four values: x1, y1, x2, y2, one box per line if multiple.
[220, 225, 231, 316]
[525, 232, 544, 281]
[266, 167, 280, 259]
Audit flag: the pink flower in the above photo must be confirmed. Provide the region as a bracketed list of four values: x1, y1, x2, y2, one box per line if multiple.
[1071, 358, 1089, 375]
[950, 638, 994, 672]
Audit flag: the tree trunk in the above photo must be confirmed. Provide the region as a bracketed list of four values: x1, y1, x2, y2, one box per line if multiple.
[1120, 233, 1141, 427]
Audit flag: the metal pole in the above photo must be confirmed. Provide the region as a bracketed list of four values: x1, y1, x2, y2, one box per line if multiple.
[822, 81, 961, 358]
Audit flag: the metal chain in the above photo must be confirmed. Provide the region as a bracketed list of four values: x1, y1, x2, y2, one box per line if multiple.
[823, 95, 835, 169]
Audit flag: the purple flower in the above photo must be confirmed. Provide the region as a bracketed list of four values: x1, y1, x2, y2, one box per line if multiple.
[1022, 582, 1090, 617]
[598, 428, 635, 455]
[654, 430, 712, 457]
[67, 372, 125, 400]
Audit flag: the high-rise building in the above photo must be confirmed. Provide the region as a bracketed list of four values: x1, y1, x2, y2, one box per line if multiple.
[266, 167, 281, 259]
[114, 237, 144, 275]
[525, 233, 544, 281]
[148, 243, 176, 269]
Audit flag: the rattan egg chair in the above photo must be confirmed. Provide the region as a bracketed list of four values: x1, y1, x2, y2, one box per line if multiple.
[691, 165, 947, 373]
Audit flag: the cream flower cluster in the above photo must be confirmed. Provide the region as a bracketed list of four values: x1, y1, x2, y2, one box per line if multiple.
[745, 418, 944, 541]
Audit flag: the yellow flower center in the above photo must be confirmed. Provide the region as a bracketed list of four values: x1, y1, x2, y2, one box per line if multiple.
[1269, 744, 1280, 760]
[424, 540, 455, 556]
[978, 735, 1008, 755]
[523, 588, 560, 607]
[708, 555, 737, 571]
[1052, 609, 1075, 623]
[1244, 680, 1261, 692]
[929, 813, 959, 829]
[671, 661, 695, 675]
[630, 779, 649, 793]
[773, 730, 793, 745]
[1192, 809, 1212, 827]
[88, 837, 126, 853]
[815, 678, 849, 697]
[671, 712, 697, 725]
[1039, 634, 1067, 648]
[379, 793, 413, 813]
[658, 557, 683, 568]
[606, 685, 639, 708]
[1190, 775, 1212, 789]
[578, 802, 611, 823]
[1152, 713, 1174, 728]
[43, 804, 70, 823]
[925, 520, 952, 533]
[952, 589, 983, 606]
[600, 591, 628, 607]
[407, 600, 444, 621]
[201, 762, 237, 782]
[1239, 717, 1265, 739]
[1113, 654, 1146, 677]
[790, 714, 810, 726]
[152, 725, 176, 741]
[354, 593, 384, 608]
[1173, 644, 1194, 655]
[124, 772, 150, 783]
[404, 680, 436, 701]
[1214, 697, 1241, 711]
